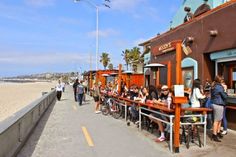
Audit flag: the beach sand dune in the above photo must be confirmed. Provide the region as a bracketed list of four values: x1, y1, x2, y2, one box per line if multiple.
[0, 82, 56, 122]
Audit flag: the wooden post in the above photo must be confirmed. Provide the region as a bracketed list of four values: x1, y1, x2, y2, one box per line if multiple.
[176, 43, 182, 85]
[118, 64, 122, 94]
[167, 61, 171, 88]
[229, 65, 233, 88]
[173, 97, 188, 153]
[127, 74, 131, 89]
[174, 41, 185, 153]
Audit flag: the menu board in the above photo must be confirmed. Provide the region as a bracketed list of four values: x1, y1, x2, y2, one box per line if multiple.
[174, 85, 184, 97]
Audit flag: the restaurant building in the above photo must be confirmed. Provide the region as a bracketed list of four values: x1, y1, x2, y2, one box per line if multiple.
[140, 0, 236, 129]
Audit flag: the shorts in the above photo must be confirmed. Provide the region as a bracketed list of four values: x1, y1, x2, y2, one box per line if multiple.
[150, 112, 166, 120]
[93, 96, 99, 102]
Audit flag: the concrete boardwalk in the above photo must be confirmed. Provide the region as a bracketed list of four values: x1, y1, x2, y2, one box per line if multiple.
[18, 86, 171, 157]
[18, 86, 236, 157]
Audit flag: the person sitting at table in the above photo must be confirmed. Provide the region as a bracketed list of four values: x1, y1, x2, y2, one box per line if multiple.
[138, 87, 149, 103]
[128, 86, 140, 124]
[149, 85, 172, 142]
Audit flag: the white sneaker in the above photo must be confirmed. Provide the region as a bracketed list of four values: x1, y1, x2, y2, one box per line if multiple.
[221, 130, 227, 135]
[95, 111, 101, 114]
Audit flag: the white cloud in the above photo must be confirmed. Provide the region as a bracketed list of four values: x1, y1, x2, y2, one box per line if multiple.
[0, 52, 91, 65]
[87, 28, 119, 38]
[24, 0, 55, 7]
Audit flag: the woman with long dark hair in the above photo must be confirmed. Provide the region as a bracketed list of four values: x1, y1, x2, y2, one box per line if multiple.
[190, 79, 206, 108]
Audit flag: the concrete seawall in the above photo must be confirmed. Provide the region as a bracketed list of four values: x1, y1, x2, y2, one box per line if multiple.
[0, 90, 56, 157]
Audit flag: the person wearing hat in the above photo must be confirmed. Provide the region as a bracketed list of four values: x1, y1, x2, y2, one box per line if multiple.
[150, 85, 172, 142]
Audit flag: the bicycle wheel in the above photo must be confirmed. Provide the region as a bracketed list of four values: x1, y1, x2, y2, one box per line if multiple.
[101, 103, 109, 115]
[112, 102, 122, 119]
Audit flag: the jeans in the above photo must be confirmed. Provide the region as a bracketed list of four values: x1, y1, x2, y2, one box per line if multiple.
[78, 93, 84, 105]
[222, 107, 227, 131]
[129, 104, 139, 121]
[207, 113, 213, 130]
[74, 89, 77, 101]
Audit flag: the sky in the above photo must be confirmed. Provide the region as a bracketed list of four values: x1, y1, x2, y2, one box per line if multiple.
[0, 0, 182, 77]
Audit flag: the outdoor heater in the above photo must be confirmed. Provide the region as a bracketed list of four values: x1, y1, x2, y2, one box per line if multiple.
[144, 63, 165, 86]
[122, 70, 134, 88]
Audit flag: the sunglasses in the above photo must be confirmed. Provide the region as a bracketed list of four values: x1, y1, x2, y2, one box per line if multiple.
[161, 89, 168, 91]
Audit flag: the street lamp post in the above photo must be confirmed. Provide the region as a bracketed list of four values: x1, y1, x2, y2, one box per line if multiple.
[74, 0, 99, 70]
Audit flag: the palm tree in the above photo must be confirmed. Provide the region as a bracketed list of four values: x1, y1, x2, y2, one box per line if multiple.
[129, 47, 143, 72]
[121, 49, 131, 70]
[130, 47, 141, 62]
[100, 52, 110, 70]
[108, 63, 113, 70]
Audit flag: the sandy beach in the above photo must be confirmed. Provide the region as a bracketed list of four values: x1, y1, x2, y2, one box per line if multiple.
[0, 82, 56, 122]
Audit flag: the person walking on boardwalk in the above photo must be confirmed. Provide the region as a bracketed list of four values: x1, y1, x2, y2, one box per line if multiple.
[56, 80, 63, 101]
[77, 81, 84, 106]
[73, 79, 79, 102]
[93, 82, 101, 114]
[61, 81, 65, 92]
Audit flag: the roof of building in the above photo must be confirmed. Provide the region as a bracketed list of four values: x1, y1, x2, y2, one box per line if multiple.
[139, 0, 236, 45]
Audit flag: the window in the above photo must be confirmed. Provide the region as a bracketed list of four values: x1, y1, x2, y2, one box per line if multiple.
[182, 67, 194, 89]
[159, 66, 167, 85]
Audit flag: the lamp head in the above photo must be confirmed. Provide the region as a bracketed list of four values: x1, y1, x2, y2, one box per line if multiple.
[210, 30, 218, 37]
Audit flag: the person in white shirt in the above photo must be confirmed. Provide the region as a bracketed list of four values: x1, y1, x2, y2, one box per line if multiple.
[61, 82, 65, 92]
[190, 79, 206, 108]
[56, 80, 63, 101]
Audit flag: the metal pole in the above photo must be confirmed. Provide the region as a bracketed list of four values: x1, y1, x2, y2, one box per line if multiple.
[125, 102, 127, 121]
[204, 114, 207, 146]
[74, 0, 99, 70]
[170, 116, 173, 153]
[139, 107, 141, 131]
[96, 7, 99, 70]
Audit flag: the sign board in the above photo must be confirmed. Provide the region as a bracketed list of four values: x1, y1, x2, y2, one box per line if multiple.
[174, 85, 185, 97]
[182, 44, 192, 55]
[152, 40, 181, 56]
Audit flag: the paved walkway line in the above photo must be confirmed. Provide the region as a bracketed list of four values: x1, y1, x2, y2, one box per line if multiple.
[82, 126, 94, 147]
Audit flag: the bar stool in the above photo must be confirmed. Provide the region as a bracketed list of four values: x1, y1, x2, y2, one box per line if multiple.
[182, 117, 202, 149]
[186, 117, 202, 149]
